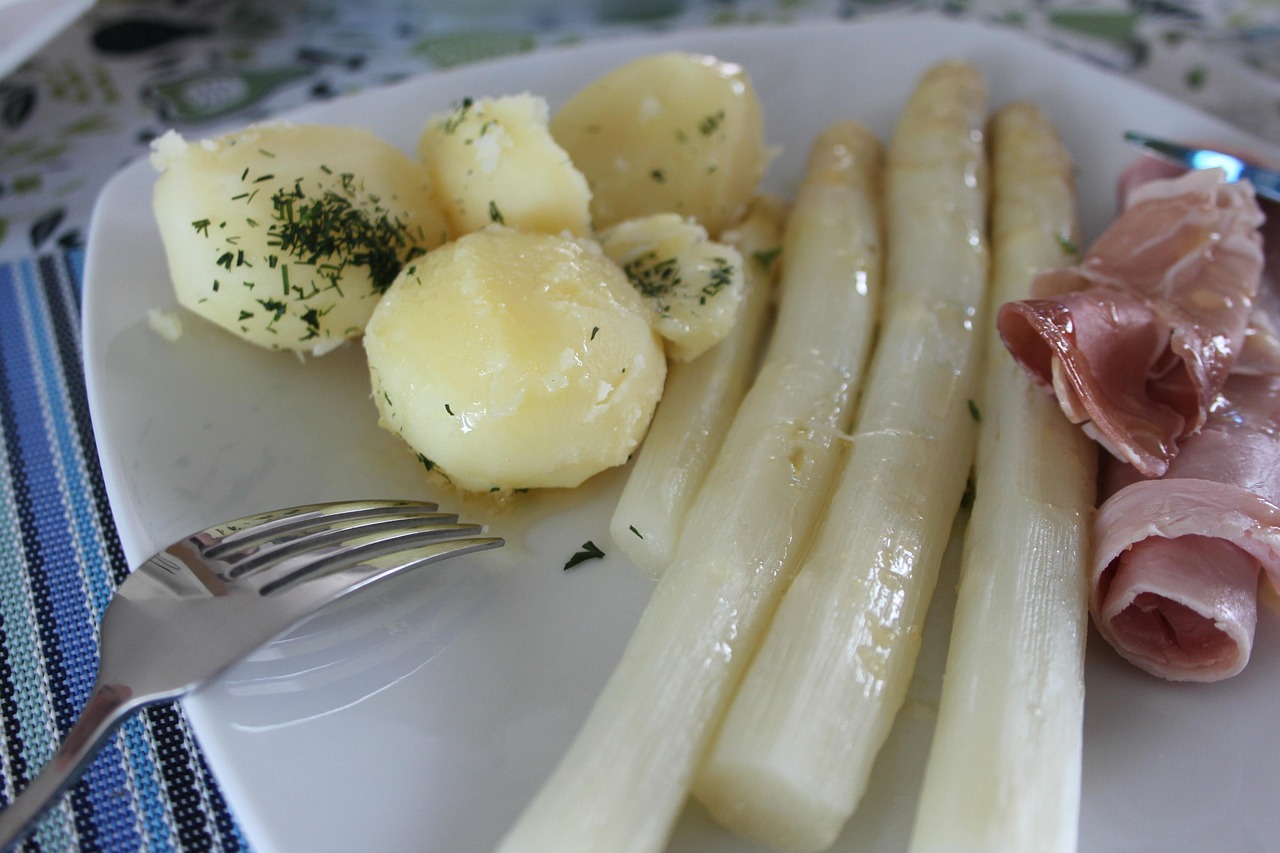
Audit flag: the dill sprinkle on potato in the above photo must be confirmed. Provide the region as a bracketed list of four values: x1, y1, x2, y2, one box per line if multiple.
[264, 180, 422, 296]
[622, 250, 682, 314]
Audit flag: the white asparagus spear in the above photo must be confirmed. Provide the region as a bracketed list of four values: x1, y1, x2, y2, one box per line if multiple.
[496, 121, 883, 853]
[610, 196, 787, 576]
[908, 102, 1096, 853]
[692, 60, 990, 853]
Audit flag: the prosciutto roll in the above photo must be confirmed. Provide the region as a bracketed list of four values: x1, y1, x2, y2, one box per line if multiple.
[1089, 157, 1280, 681]
[997, 168, 1265, 476]
[1092, 373, 1280, 680]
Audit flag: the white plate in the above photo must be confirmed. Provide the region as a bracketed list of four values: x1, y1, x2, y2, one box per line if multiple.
[83, 17, 1280, 853]
[0, 0, 93, 80]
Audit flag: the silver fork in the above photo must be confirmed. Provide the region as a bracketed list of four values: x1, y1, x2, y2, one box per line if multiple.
[0, 499, 502, 849]
[1124, 130, 1280, 202]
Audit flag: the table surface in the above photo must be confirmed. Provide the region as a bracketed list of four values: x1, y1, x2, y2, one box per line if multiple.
[0, 0, 1278, 850]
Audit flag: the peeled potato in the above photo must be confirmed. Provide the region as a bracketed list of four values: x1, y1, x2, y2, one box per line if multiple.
[598, 213, 745, 361]
[550, 52, 768, 235]
[419, 94, 592, 238]
[365, 227, 666, 492]
[151, 122, 449, 354]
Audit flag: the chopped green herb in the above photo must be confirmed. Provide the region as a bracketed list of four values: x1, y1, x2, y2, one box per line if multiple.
[960, 475, 976, 510]
[443, 97, 474, 134]
[967, 399, 981, 422]
[192, 218, 211, 236]
[264, 180, 421, 295]
[698, 109, 726, 136]
[753, 247, 781, 271]
[257, 297, 288, 323]
[629, 525, 643, 539]
[445, 403, 455, 416]
[299, 307, 323, 332]
[564, 540, 606, 570]
[622, 250, 681, 314]
[488, 200, 505, 224]
[415, 453, 450, 483]
[703, 257, 734, 299]
[1058, 234, 1079, 256]
[590, 325, 599, 341]
[650, 169, 666, 183]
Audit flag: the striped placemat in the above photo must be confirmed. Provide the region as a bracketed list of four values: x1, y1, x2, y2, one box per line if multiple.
[0, 251, 246, 850]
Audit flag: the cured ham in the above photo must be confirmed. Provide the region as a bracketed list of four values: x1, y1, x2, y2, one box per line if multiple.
[997, 168, 1265, 477]
[1085, 154, 1280, 681]
[1092, 373, 1280, 680]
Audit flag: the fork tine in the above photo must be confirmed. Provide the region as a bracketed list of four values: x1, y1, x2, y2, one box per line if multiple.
[237, 521, 487, 590]
[200, 499, 441, 558]
[257, 535, 505, 598]
[220, 512, 466, 578]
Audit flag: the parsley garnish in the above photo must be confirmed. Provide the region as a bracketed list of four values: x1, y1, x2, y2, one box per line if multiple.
[563, 541, 605, 570]
[703, 257, 734, 299]
[698, 109, 726, 136]
[967, 399, 981, 422]
[443, 97, 474, 134]
[622, 251, 681, 314]
[488, 200, 505, 224]
[265, 181, 419, 295]
[753, 247, 781, 272]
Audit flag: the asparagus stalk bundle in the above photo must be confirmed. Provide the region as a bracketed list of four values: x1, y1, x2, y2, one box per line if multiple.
[497, 121, 884, 853]
[610, 195, 787, 576]
[692, 60, 991, 853]
[908, 102, 1097, 853]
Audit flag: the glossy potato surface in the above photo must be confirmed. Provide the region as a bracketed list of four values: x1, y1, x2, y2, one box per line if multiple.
[550, 52, 768, 235]
[365, 228, 666, 492]
[420, 94, 592, 237]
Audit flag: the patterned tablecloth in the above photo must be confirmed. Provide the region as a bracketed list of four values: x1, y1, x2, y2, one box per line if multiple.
[0, 0, 1277, 850]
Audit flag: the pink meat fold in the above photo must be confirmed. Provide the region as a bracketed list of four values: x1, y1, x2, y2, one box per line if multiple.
[1092, 373, 1280, 681]
[998, 168, 1265, 477]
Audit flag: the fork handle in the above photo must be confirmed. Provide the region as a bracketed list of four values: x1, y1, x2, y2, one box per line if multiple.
[0, 683, 142, 850]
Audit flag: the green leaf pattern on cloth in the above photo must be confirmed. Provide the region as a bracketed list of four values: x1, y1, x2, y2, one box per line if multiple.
[0, 0, 1277, 260]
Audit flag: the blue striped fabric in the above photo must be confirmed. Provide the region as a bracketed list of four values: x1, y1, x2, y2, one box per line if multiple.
[0, 252, 247, 851]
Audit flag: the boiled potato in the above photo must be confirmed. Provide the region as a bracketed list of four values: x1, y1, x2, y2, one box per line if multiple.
[550, 52, 768, 235]
[151, 122, 448, 354]
[419, 94, 592, 237]
[598, 213, 745, 361]
[365, 227, 666, 492]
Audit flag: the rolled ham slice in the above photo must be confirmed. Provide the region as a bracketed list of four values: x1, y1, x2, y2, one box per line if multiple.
[998, 168, 1265, 476]
[1092, 361, 1280, 681]
[1079, 153, 1280, 681]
